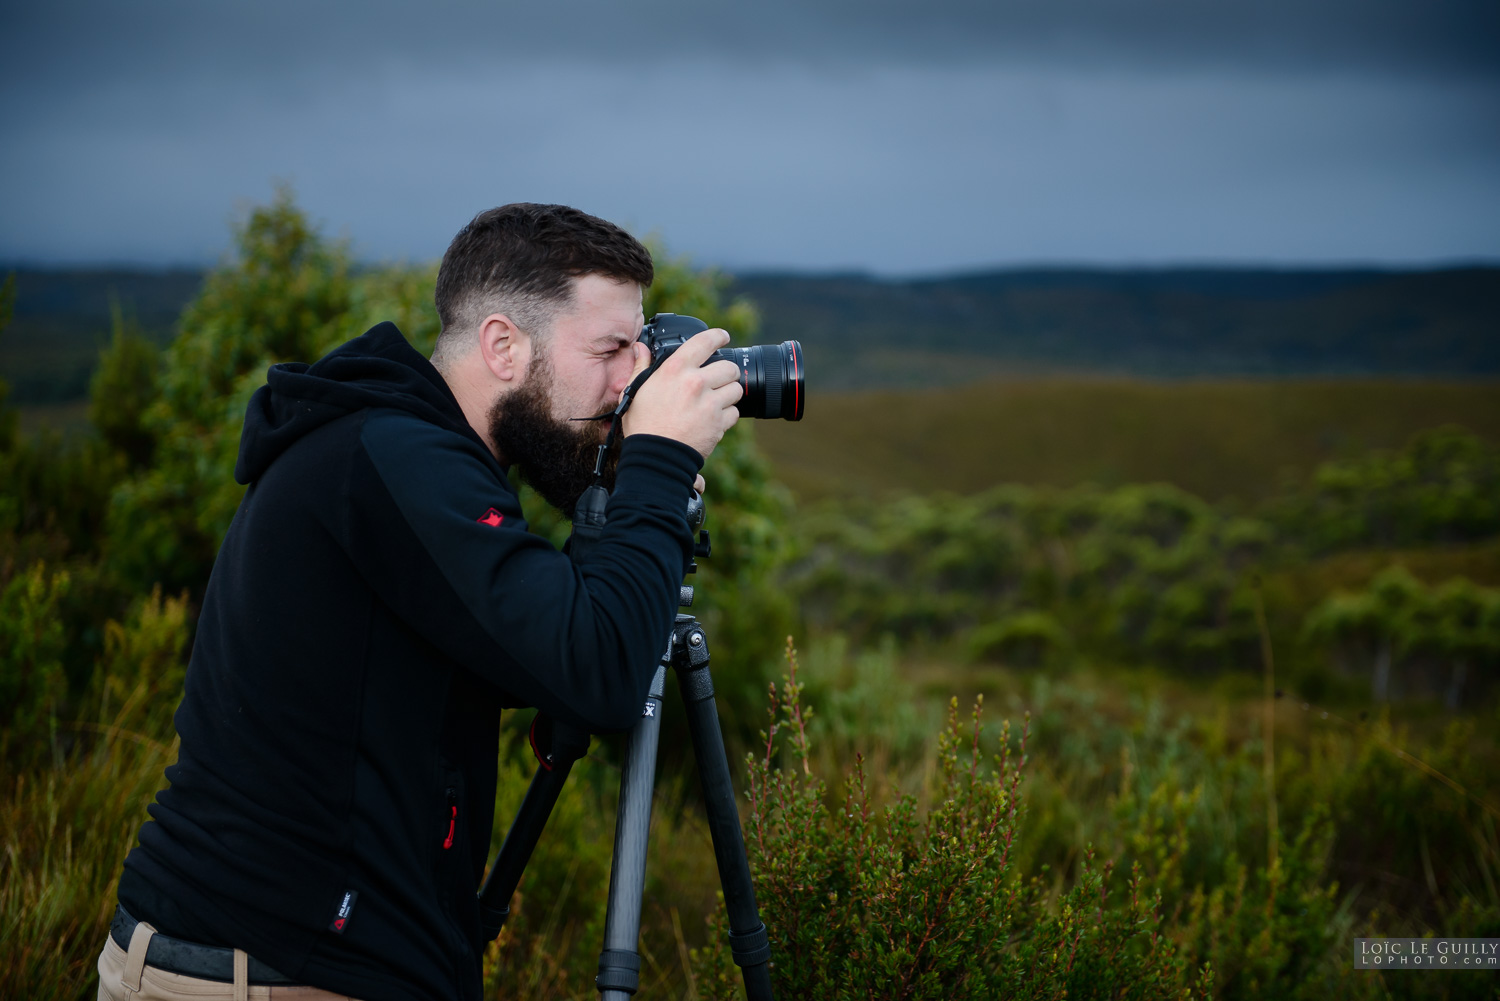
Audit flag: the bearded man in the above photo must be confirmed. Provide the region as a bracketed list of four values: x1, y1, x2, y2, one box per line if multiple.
[97, 204, 742, 1001]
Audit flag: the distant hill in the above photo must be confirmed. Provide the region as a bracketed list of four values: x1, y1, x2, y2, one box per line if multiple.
[0, 268, 202, 402]
[2, 264, 1497, 402]
[730, 266, 1500, 388]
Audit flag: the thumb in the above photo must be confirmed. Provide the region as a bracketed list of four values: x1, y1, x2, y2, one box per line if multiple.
[629, 341, 651, 379]
[620, 341, 652, 405]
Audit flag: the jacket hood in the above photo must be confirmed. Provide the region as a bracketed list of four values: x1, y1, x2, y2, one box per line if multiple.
[236, 322, 483, 484]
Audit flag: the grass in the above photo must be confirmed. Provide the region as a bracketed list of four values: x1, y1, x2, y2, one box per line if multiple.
[6, 646, 1499, 998]
[0, 724, 175, 998]
[757, 377, 1500, 505]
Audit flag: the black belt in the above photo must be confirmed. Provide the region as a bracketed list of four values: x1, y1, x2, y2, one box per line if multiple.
[110, 905, 297, 985]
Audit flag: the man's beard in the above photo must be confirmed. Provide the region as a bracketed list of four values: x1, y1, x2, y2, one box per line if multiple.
[487, 354, 621, 519]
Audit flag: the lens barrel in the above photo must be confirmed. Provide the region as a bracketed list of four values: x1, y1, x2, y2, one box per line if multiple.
[638, 313, 805, 422]
[714, 342, 804, 421]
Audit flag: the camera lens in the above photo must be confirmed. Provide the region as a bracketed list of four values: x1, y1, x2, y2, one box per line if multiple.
[714, 342, 804, 421]
[638, 313, 805, 422]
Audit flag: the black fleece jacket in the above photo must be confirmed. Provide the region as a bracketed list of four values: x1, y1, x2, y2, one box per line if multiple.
[117, 322, 702, 1001]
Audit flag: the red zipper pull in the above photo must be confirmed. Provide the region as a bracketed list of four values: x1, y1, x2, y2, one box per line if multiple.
[443, 790, 457, 850]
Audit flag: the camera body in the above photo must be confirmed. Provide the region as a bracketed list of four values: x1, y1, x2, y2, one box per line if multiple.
[638, 313, 804, 421]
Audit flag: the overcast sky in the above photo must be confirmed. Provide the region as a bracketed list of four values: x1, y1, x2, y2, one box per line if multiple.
[3, 1, 1497, 274]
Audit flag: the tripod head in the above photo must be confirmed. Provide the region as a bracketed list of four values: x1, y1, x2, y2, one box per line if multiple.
[571, 479, 711, 572]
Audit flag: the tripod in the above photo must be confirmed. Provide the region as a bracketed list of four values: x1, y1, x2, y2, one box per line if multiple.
[475, 489, 775, 1000]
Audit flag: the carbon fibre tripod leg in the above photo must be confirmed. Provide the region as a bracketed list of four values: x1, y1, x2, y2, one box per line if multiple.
[595, 663, 669, 999]
[593, 616, 773, 1000]
[668, 615, 775, 1000]
[477, 716, 594, 942]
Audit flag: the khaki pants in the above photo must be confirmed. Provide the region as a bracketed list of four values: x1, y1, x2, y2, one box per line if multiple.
[97, 920, 359, 1001]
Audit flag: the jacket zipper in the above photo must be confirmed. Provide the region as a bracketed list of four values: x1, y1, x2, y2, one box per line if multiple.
[442, 787, 457, 850]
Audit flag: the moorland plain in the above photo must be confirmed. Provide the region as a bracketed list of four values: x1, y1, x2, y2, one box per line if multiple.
[755, 376, 1500, 503]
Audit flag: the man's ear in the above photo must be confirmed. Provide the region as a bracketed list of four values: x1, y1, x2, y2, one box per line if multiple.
[478, 313, 530, 383]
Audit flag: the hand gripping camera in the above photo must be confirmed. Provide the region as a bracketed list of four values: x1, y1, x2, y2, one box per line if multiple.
[637, 313, 805, 422]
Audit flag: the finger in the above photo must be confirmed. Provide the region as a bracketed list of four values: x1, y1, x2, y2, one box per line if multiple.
[693, 474, 706, 495]
[663, 328, 731, 371]
[701, 358, 742, 390]
[710, 369, 745, 404]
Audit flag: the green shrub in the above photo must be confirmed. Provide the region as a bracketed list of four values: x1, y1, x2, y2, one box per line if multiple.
[966, 610, 1067, 667]
[1271, 427, 1500, 552]
[1303, 567, 1500, 706]
[105, 188, 358, 595]
[88, 309, 161, 470]
[0, 562, 71, 763]
[95, 586, 192, 736]
[788, 483, 1273, 671]
[0, 428, 126, 572]
[797, 633, 934, 771]
[699, 641, 1215, 999]
[684, 641, 1500, 999]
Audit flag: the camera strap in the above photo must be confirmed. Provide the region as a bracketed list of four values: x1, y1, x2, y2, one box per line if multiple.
[584, 364, 655, 481]
[569, 365, 657, 561]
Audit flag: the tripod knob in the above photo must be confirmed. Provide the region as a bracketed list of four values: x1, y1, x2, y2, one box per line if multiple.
[679, 585, 694, 607]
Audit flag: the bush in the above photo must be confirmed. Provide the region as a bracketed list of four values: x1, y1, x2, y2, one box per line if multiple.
[105, 188, 358, 595]
[684, 640, 1500, 999]
[797, 633, 934, 772]
[699, 642, 1213, 999]
[967, 610, 1067, 667]
[0, 562, 70, 764]
[788, 483, 1273, 671]
[1303, 567, 1500, 706]
[88, 310, 161, 470]
[95, 586, 192, 736]
[1271, 427, 1500, 553]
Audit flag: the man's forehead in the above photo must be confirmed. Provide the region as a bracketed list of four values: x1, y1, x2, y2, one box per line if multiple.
[568, 272, 642, 309]
[556, 274, 644, 341]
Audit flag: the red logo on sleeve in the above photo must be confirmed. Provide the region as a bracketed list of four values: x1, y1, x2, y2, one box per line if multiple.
[329, 890, 357, 934]
[477, 507, 504, 527]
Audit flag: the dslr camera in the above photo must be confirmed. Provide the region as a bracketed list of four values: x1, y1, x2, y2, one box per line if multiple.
[638, 313, 804, 421]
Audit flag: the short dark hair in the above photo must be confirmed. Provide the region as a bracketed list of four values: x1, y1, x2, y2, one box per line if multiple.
[431, 203, 653, 363]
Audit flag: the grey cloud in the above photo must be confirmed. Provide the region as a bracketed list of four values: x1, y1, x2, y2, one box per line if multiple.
[4, 59, 1495, 271]
[4, 0, 1497, 94]
[1, 1, 1496, 270]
